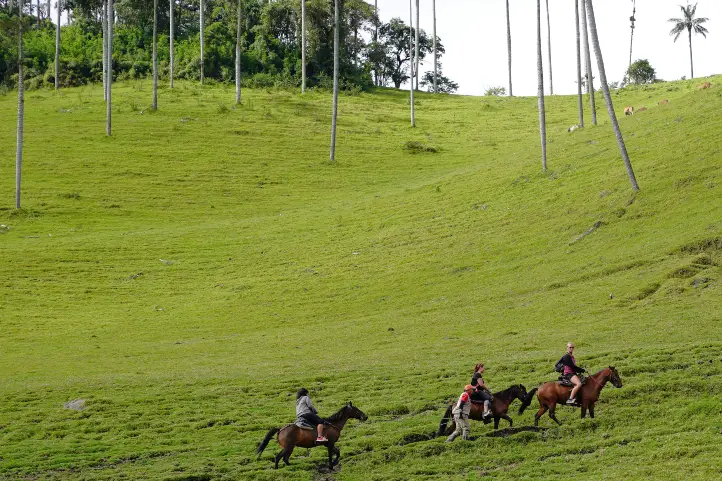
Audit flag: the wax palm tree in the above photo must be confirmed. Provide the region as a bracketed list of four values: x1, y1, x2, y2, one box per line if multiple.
[16, 0, 25, 208]
[200, 0, 204, 85]
[433, 0, 437, 93]
[301, 0, 306, 93]
[409, 0, 415, 126]
[585, 0, 639, 191]
[55, 0, 60, 90]
[575, 0, 583, 127]
[102, 0, 107, 99]
[628, 0, 636, 67]
[106, 0, 113, 136]
[414, 0, 419, 90]
[235, 0, 242, 104]
[537, 0, 546, 171]
[505, 0, 512, 96]
[668, 2, 708, 79]
[545, 0, 553, 95]
[152, 0, 158, 109]
[580, 0, 596, 125]
[330, 0, 340, 160]
[169, 0, 174, 88]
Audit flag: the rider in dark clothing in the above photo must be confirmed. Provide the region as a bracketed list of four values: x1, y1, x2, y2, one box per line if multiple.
[296, 388, 328, 442]
[469, 364, 492, 418]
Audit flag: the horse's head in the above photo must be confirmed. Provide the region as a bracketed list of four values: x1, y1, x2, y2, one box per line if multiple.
[511, 384, 528, 401]
[346, 402, 368, 422]
[608, 366, 623, 388]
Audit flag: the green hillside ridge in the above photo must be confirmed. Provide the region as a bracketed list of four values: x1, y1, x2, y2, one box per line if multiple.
[0, 78, 721, 480]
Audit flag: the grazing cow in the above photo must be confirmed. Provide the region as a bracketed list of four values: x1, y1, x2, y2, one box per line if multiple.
[637, 107, 648, 112]
[624, 106, 635, 116]
[568, 124, 580, 133]
[697, 82, 711, 90]
[658, 99, 669, 105]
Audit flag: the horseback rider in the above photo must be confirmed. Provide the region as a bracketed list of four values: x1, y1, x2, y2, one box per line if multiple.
[470, 363, 492, 419]
[446, 384, 474, 442]
[561, 342, 586, 405]
[296, 388, 328, 443]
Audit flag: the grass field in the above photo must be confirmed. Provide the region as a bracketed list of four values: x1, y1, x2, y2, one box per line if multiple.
[1, 76, 721, 481]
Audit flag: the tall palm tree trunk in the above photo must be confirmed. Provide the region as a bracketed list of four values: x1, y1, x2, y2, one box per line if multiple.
[55, 0, 60, 90]
[506, 0, 512, 96]
[106, 0, 113, 136]
[688, 29, 694, 78]
[628, 0, 636, 68]
[102, 0, 107, 100]
[432, 0, 436, 93]
[545, 0, 553, 95]
[169, 0, 174, 88]
[330, 0, 340, 161]
[580, 0, 596, 125]
[585, 0, 639, 191]
[301, 0, 306, 93]
[16, 0, 25, 209]
[414, 0, 419, 90]
[200, 0, 204, 85]
[409, 0, 415, 126]
[235, 0, 242, 104]
[537, 0, 546, 171]
[575, 0, 583, 127]
[36, 0, 40, 24]
[152, 0, 158, 109]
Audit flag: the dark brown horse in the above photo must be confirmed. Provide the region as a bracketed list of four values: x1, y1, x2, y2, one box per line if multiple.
[437, 384, 528, 436]
[519, 366, 622, 425]
[256, 402, 367, 469]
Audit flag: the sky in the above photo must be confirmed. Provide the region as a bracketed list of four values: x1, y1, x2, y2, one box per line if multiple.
[377, 0, 720, 96]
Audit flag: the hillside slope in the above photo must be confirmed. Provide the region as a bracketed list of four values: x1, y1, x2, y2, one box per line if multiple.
[0, 78, 721, 480]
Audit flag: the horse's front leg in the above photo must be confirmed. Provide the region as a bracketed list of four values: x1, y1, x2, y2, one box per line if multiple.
[500, 414, 513, 427]
[589, 405, 595, 418]
[493, 416, 500, 429]
[581, 406, 587, 418]
[332, 446, 341, 466]
[327, 443, 335, 470]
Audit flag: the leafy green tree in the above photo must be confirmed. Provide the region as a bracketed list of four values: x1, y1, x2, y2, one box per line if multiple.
[420, 62, 457, 93]
[483, 85, 505, 96]
[668, 2, 708, 79]
[626, 58, 655, 84]
[375, 17, 440, 89]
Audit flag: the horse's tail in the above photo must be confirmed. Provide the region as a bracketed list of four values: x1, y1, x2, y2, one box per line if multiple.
[518, 387, 538, 415]
[436, 405, 453, 437]
[256, 427, 279, 459]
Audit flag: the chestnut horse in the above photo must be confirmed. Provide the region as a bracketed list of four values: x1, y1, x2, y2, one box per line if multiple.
[519, 366, 622, 426]
[437, 384, 528, 436]
[256, 402, 367, 469]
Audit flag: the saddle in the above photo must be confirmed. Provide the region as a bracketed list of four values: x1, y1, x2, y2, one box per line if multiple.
[557, 375, 586, 387]
[295, 420, 316, 430]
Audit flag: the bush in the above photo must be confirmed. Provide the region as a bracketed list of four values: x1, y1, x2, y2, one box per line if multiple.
[484, 86, 506, 97]
[626, 59, 656, 85]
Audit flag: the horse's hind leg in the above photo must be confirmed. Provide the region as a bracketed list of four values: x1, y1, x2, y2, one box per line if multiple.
[274, 449, 285, 469]
[493, 416, 500, 429]
[535, 404, 548, 427]
[282, 445, 295, 466]
[589, 405, 595, 418]
[581, 406, 587, 418]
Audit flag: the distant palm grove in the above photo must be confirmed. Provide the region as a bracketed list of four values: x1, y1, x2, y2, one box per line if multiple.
[0, 0, 447, 91]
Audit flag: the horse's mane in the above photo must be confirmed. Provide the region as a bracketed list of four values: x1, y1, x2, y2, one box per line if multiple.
[492, 384, 524, 399]
[324, 405, 349, 423]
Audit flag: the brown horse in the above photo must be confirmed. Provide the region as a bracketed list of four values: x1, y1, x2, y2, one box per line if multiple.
[437, 384, 528, 436]
[256, 402, 367, 470]
[519, 366, 622, 426]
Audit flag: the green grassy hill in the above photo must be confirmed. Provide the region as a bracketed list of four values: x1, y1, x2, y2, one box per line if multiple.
[1, 77, 721, 481]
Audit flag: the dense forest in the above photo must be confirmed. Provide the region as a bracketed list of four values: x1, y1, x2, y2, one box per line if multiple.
[0, 0, 456, 92]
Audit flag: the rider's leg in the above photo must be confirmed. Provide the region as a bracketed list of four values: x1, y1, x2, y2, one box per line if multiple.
[483, 400, 491, 416]
[568, 375, 582, 403]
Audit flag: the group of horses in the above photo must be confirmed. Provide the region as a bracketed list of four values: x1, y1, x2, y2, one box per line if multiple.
[256, 366, 623, 470]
